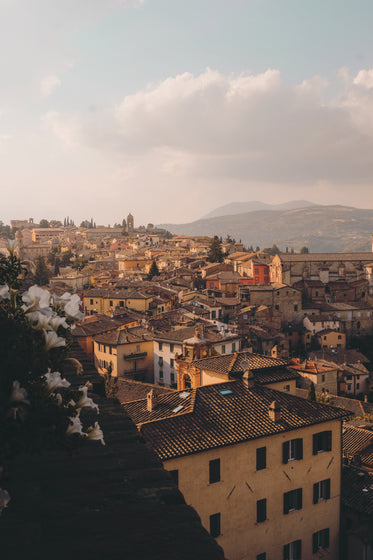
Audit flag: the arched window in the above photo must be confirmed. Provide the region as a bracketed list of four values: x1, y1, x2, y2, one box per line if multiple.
[184, 374, 192, 389]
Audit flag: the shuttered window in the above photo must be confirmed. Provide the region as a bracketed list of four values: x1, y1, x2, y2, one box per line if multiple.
[313, 431, 332, 454]
[256, 499, 267, 523]
[312, 529, 329, 553]
[313, 479, 330, 503]
[283, 539, 301, 560]
[256, 447, 266, 470]
[283, 439, 303, 463]
[284, 489, 302, 514]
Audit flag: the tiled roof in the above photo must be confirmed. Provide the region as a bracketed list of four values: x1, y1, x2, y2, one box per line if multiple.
[83, 288, 150, 299]
[130, 381, 347, 460]
[309, 349, 370, 365]
[276, 253, 373, 262]
[72, 314, 138, 337]
[117, 379, 175, 404]
[343, 424, 373, 466]
[342, 466, 373, 515]
[192, 351, 288, 375]
[154, 325, 239, 344]
[95, 326, 154, 345]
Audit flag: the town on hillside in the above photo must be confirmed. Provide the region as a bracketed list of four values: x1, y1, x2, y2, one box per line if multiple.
[2, 214, 373, 560]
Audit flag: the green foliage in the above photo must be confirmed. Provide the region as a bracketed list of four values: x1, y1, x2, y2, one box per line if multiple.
[208, 236, 224, 263]
[307, 381, 316, 401]
[39, 219, 49, 228]
[148, 260, 160, 280]
[300, 246, 309, 254]
[33, 257, 51, 286]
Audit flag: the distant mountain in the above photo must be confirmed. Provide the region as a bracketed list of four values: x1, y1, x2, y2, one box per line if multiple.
[202, 200, 316, 219]
[158, 205, 373, 253]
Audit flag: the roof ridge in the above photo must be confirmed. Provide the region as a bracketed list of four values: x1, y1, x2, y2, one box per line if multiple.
[227, 353, 239, 373]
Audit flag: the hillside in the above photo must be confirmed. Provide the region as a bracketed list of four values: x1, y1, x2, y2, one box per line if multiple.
[202, 200, 316, 219]
[158, 205, 373, 252]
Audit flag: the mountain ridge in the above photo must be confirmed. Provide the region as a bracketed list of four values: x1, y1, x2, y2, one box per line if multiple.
[201, 199, 316, 219]
[158, 204, 373, 253]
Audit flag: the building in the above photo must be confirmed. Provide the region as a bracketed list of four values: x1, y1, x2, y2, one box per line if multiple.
[270, 253, 373, 287]
[123, 380, 347, 560]
[126, 213, 134, 234]
[94, 326, 154, 382]
[83, 288, 153, 315]
[153, 325, 242, 387]
[176, 344, 299, 394]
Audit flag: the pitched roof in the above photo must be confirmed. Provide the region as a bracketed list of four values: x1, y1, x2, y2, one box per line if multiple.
[342, 466, 373, 516]
[343, 424, 373, 467]
[275, 253, 373, 263]
[117, 379, 175, 404]
[191, 351, 288, 375]
[124, 381, 347, 460]
[95, 326, 154, 345]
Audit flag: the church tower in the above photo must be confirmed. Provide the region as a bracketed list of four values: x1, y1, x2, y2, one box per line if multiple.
[126, 213, 134, 234]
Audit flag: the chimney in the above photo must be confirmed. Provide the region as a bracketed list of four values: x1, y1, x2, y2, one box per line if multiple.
[147, 389, 158, 412]
[269, 401, 281, 423]
[242, 370, 255, 389]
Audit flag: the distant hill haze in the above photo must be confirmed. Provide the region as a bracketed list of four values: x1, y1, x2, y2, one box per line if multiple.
[202, 200, 316, 219]
[158, 204, 373, 253]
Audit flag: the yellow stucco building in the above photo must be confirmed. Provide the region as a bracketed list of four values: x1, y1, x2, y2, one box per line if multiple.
[93, 326, 154, 382]
[83, 288, 153, 315]
[124, 381, 347, 560]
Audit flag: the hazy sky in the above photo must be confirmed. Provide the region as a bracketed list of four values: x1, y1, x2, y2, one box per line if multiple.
[1, 0, 373, 226]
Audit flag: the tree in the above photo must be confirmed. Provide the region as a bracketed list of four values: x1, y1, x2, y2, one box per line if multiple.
[307, 381, 316, 401]
[49, 220, 62, 228]
[61, 250, 73, 266]
[300, 246, 309, 254]
[148, 260, 160, 280]
[208, 236, 224, 263]
[54, 257, 61, 276]
[39, 219, 49, 228]
[33, 257, 50, 286]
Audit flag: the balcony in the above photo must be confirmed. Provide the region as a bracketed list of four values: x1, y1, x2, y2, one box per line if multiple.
[123, 351, 147, 360]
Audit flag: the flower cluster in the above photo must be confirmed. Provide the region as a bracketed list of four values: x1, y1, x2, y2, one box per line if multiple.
[0, 243, 104, 515]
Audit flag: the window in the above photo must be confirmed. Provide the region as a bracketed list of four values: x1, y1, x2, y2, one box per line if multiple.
[313, 431, 332, 454]
[357, 383, 360, 390]
[322, 375, 325, 382]
[169, 469, 179, 487]
[109, 347, 112, 355]
[210, 513, 221, 538]
[222, 345, 226, 353]
[209, 459, 220, 484]
[357, 375, 360, 380]
[170, 372, 175, 383]
[256, 447, 266, 470]
[158, 356, 163, 367]
[283, 439, 303, 463]
[256, 499, 267, 523]
[232, 342, 236, 352]
[283, 489, 302, 514]
[90, 299, 93, 305]
[338, 335, 342, 339]
[170, 343, 174, 352]
[119, 300, 124, 307]
[109, 300, 113, 307]
[294, 305, 298, 311]
[283, 539, 301, 560]
[313, 479, 330, 503]
[170, 358, 174, 368]
[159, 370, 163, 380]
[312, 529, 329, 553]
[275, 304, 279, 310]
[159, 342, 163, 351]
[346, 375, 352, 381]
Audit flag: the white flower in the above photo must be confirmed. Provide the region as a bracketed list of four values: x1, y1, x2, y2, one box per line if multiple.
[85, 422, 105, 446]
[22, 285, 51, 313]
[0, 285, 10, 300]
[64, 294, 84, 320]
[44, 330, 66, 350]
[27, 311, 50, 330]
[0, 489, 11, 514]
[76, 386, 99, 413]
[66, 415, 84, 436]
[10, 381, 30, 405]
[6, 239, 17, 256]
[48, 316, 69, 331]
[44, 370, 70, 391]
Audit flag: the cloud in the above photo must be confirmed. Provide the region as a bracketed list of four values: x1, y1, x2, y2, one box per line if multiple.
[43, 67, 373, 189]
[40, 75, 61, 97]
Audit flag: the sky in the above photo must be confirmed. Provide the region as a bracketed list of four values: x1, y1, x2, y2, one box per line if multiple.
[1, 0, 373, 226]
